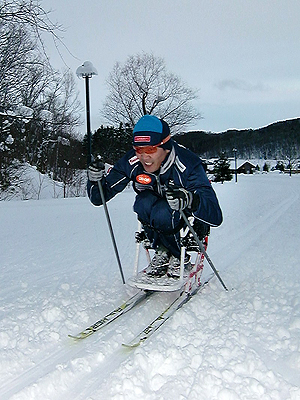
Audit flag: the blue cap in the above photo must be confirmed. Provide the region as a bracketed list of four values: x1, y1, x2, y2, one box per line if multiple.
[133, 115, 170, 146]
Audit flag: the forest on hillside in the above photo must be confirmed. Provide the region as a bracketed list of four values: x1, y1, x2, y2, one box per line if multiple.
[174, 118, 300, 162]
[2, 115, 300, 199]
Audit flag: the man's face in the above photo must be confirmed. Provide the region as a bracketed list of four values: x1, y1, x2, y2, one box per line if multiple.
[135, 147, 170, 173]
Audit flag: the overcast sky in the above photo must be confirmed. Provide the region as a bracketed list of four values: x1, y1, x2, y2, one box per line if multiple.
[42, 0, 300, 133]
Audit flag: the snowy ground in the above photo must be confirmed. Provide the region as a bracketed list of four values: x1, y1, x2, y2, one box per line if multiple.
[1, 172, 300, 400]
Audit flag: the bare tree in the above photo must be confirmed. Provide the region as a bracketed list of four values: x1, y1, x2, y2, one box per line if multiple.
[0, 22, 38, 108]
[45, 69, 82, 136]
[282, 142, 299, 176]
[0, 0, 62, 111]
[18, 62, 53, 110]
[0, 1, 86, 197]
[102, 53, 201, 133]
[0, 0, 63, 52]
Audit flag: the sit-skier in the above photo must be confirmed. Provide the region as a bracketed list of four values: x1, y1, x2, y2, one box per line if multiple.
[87, 115, 222, 277]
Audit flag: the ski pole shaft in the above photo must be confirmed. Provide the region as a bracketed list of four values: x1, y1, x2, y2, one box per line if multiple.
[97, 180, 126, 284]
[180, 211, 228, 291]
[133, 221, 142, 277]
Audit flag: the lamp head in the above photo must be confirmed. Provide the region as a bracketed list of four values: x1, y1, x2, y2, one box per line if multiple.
[76, 61, 98, 78]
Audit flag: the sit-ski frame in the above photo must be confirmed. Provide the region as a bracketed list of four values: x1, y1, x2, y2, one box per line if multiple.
[128, 218, 208, 292]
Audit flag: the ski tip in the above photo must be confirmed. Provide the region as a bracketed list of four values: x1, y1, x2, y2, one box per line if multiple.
[68, 332, 92, 340]
[68, 334, 82, 340]
[122, 342, 141, 349]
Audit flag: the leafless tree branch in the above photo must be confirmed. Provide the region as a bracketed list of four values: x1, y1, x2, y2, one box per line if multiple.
[102, 53, 201, 133]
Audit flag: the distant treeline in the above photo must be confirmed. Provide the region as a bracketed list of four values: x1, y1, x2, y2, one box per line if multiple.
[174, 118, 300, 160]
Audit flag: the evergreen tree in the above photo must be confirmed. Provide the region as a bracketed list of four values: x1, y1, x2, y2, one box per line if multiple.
[263, 162, 269, 172]
[91, 124, 132, 164]
[213, 152, 232, 183]
[275, 161, 284, 172]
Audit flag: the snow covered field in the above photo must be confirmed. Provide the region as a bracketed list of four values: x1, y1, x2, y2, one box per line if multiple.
[1, 172, 300, 400]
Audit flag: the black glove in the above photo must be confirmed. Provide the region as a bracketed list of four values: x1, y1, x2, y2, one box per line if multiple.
[87, 160, 105, 182]
[165, 187, 199, 211]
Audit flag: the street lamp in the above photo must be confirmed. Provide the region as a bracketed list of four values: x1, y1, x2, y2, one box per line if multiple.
[233, 148, 238, 183]
[76, 61, 98, 165]
[76, 61, 125, 284]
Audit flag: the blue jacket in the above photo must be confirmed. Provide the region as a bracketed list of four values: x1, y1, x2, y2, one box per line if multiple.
[87, 141, 222, 227]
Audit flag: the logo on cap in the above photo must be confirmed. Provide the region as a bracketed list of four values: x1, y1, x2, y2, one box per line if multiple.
[134, 136, 151, 143]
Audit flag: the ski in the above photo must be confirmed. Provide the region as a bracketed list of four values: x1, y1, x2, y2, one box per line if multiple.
[69, 235, 216, 343]
[123, 273, 215, 348]
[68, 289, 153, 340]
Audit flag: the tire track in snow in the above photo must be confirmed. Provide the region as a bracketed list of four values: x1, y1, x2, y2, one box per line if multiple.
[211, 192, 299, 273]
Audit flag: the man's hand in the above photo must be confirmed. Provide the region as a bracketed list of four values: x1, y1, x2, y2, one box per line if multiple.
[87, 160, 105, 182]
[165, 187, 195, 211]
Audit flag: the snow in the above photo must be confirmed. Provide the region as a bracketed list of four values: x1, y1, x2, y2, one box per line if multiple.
[1, 172, 300, 399]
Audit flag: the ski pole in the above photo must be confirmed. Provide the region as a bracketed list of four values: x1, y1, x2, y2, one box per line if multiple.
[180, 211, 228, 291]
[97, 180, 126, 284]
[80, 66, 125, 285]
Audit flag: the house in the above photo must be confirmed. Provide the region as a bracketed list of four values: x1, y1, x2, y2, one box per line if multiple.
[228, 159, 257, 174]
[236, 161, 256, 174]
[205, 158, 257, 175]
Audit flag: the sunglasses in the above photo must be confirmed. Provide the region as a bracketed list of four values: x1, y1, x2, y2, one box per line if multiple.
[133, 135, 171, 154]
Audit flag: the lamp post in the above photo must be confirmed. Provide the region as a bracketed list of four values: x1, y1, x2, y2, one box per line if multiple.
[233, 148, 238, 183]
[76, 61, 98, 165]
[76, 61, 125, 284]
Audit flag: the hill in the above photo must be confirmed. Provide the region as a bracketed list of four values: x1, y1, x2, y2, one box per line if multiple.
[174, 118, 300, 160]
